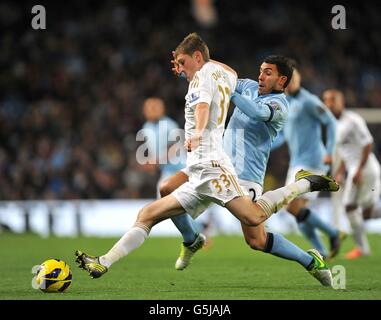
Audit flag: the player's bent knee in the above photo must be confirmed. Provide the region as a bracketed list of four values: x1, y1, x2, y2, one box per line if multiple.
[159, 180, 172, 198]
[136, 206, 156, 227]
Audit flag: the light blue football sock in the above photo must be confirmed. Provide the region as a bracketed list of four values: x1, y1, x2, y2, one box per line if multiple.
[266, 233, 314, 268]
[305, 210, 339, 238]
[171, 214, 199, 244]
[298, 222, 328, 258]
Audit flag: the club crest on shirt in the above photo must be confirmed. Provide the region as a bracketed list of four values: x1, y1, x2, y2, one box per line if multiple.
[244, 89, 253, 99]
[317, 105, 326, 114]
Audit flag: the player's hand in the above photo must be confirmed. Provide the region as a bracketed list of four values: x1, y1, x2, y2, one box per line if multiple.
[184, 134, 202, 152]
[323, 155, 333, 165]
[353, 169, 363, 185]
[171, 51, 180, 76]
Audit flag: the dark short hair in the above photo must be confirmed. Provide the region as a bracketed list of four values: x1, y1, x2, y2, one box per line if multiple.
[263, 55, 294, 88]
[288, 58, 299, 71]
[175, 32, 210, 62]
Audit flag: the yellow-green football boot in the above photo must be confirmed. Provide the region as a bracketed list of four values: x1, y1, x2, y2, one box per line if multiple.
[295, 169, 340, 192]
[175, 233, 206, 271]
[75, 250, 108, 279]
[307, 249, 333, 286]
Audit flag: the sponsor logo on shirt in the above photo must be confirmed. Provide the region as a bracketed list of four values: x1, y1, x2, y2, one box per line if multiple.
[187, 91, 201, 104]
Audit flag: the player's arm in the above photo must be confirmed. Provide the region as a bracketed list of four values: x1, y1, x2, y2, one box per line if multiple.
[334, 159, 346, 185]
[234, 78, 257, 94]
[231, 92, 281, 122]
[352, 116, 375, 184]
[185, 65, 214, 152]
[311, 102, 337, 164]
[185, 102, 210, 152]
[353, 142, 373, 185]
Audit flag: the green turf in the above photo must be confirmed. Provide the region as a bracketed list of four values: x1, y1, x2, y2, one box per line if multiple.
[1, 233, 381, 300]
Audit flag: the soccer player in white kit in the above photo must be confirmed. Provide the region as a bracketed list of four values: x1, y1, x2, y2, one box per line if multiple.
[323, 89, 381, 259]
[75, 33, 339, 280]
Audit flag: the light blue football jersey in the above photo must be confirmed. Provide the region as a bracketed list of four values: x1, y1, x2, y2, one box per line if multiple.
[224, 79, 289, 185]
[142, 116, 186, 175]
[281, 87, 337, 171]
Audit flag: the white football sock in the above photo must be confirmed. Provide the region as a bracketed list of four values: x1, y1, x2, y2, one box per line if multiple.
[257, 179, 310, 217]
[347, 208, 370, 255]
[99, 223, 150, 268]
[331, 189, 344, 228]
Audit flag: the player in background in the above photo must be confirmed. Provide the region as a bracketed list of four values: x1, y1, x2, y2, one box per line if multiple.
[271, 63, 346, 259]
[161, 54, 336, 286]
[75, 33, 339, 285]
[140, 97, 203, 246]
[323, 89, 381, 259]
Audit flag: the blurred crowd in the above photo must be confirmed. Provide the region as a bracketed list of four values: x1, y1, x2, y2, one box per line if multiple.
[0, 0, 380, 200]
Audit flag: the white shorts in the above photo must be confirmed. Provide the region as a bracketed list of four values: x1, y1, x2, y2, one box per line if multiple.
[173, 160, 250, 219]
[342, 155, 381, 208]
[182, 167, 263, 201]
[239, 179, 263, 201]
[285, 166, 326, 201]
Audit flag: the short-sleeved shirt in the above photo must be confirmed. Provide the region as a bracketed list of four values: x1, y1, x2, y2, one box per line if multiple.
[336, 110, 374, 170]
[184, 61, 237, 167]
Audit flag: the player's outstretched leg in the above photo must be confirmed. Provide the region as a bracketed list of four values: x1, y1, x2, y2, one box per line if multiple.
[306, 249, 333, 286]
[346, 207, 371, 259]
[175, 233, 206, 270]
[242, 225, 333, 287]
[75, 250, 108, 279]
[254, 170, 339, 220]
[75, 195, 185, 278]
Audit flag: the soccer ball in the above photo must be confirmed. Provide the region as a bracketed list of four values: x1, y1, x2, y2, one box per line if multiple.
[35, 259, 72, 293]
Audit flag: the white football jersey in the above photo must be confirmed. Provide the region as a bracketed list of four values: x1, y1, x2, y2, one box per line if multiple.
[336, 110, 374, 170]
[184, 61, 237, 166]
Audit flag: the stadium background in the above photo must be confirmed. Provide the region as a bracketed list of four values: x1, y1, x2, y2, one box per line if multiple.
[1, 0, 380, 201]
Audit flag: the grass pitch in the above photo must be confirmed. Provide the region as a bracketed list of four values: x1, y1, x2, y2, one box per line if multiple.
[1, 233, 381, 300]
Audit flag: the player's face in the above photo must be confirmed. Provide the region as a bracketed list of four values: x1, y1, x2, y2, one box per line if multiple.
[258, 63, 286, 95]
[323, 90, 344, 118]
[176, 53, 199, 82]
[143, 98, 165, 122]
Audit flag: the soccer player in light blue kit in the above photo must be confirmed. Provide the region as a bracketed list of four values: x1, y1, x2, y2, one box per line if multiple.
[271, 63, 345, 259]
[140, 97, 200, 245]
[160, 55, 332, 285]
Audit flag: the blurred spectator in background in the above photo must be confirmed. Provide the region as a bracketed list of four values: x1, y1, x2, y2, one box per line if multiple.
[0, 0, 380, 200]
[192, 0, 218, 28]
